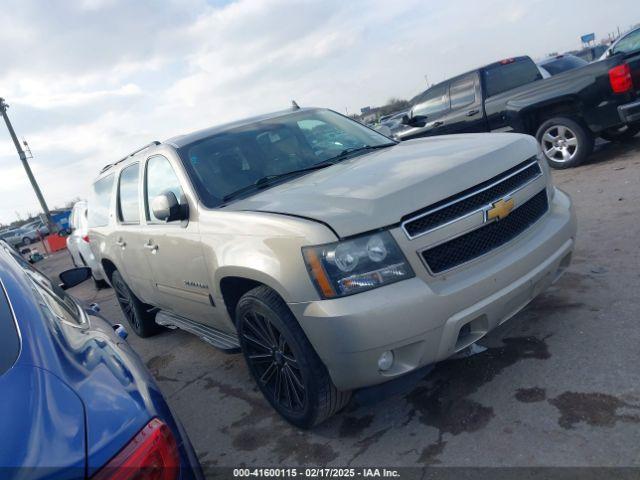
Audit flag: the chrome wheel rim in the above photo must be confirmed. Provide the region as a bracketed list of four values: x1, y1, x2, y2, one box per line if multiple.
[113, 277, 139, 331]
[242, 311, 306, 413]
[542, 125, 579, 163]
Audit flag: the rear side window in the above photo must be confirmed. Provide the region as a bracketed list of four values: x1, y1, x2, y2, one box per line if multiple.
[117, 163, 140, 224]
[449, 75, 477, 109]
[145, 156, 184, 223]
[0, 281, 20, 375]
[482, 58, 542, 97]
[88, 174, 114, 227]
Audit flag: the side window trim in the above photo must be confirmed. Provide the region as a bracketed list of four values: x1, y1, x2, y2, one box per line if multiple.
[144, 154, 185, 226]
[116, 161, 141, 225]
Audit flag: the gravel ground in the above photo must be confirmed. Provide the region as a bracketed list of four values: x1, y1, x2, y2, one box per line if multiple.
[37, 135, 640, 471]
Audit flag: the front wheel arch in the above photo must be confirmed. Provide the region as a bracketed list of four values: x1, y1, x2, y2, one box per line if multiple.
[216, 268, 294, 322]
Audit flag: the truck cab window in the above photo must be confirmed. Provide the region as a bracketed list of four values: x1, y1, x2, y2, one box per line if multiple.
[482, 58, 542, 97]
[412, 85, 450, 118]
[449, 75, 477, 109]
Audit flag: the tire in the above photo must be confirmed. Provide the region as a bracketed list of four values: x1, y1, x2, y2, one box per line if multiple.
[22, 237, 32, 246]
[600, 124, 640, 142]
[236, 286, 351, 428]
[111, 270, 159, 337]
[536, 117, 594, 169]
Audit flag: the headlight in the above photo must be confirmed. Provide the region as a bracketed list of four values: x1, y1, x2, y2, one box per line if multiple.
[302, 231, 414, 299]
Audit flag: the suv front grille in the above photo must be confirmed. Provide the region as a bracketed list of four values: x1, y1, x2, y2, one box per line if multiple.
[402, 158, 542, 239]
[421, 189, 549, 274]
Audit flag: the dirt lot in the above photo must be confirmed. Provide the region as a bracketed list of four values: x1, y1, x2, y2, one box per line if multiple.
[38, 136, 640, 470]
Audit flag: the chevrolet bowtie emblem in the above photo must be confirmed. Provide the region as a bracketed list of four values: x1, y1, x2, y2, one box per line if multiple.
[486, 197, 514, 221]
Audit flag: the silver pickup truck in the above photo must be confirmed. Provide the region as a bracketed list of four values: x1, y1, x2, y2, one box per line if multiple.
[89, 107, 576, 428]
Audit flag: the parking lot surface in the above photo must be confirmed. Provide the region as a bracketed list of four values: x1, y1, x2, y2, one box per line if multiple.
[38, 137, 640, 468]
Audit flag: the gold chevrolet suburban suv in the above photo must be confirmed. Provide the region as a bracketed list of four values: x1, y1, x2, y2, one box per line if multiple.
[88, 107, 576, 428]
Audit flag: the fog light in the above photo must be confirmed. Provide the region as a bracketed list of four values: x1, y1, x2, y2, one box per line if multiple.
[378, 350, 394, 371]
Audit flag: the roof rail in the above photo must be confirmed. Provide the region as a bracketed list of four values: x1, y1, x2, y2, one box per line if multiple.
[98, 141, 161, 174]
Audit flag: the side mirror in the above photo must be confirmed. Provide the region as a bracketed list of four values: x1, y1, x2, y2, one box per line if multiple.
[407, 115, 428, 128]
[59, 267, 92, 290]
[151, 191, 188, 222]
[401, 114, 411, 125]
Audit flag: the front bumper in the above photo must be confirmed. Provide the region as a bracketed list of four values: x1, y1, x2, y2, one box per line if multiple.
[289, 188, 576, 391]
[619, 99, 640, 124]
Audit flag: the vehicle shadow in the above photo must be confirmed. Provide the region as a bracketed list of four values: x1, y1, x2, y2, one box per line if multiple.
[581, 135, 640, 167]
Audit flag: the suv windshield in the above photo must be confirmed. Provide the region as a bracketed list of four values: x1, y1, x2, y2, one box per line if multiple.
[177, 109, 395, 206]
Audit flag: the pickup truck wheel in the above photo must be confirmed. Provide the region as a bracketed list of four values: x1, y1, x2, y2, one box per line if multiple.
[600, 124, 640, 142]
[22, 237, 32, 246]
[111, 270, 159, 338]
[237, 286, 351, 428]
[536, 117, 593, 169]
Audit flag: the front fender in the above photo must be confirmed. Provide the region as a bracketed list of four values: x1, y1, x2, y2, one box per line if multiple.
[199, 211, 337, 304]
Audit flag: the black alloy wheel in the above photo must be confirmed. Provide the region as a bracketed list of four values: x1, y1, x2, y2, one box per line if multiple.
[111, 270, 159, 337]
[112, 272, 138, 330]
[242, 309, 306, 413]
[236, 285, 351, 428]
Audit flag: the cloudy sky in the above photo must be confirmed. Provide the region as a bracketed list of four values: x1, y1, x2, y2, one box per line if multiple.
[0, 0, 637, 224]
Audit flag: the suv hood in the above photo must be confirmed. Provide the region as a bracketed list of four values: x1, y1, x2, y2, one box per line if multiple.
[228, 133, 539, 238]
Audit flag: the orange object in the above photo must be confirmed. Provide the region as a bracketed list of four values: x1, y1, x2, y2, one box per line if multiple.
[302, 248, 336, 298]
[45, 234, 67, 252]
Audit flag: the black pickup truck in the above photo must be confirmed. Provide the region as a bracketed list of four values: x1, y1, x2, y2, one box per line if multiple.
[397, 51, 640, 168]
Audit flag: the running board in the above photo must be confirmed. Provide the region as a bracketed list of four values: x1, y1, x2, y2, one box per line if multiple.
[155, 310, 241, 353]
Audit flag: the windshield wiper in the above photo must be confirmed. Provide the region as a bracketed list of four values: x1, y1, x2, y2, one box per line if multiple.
[221, 161, 337, 203]
[331, 143, 396, 161]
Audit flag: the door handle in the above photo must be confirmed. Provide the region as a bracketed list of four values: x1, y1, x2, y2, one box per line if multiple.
[115, 237, 126, 248]
[144, 240, 158, 253]
[428, 120, 444, 128]
[466, 109, 480, 117]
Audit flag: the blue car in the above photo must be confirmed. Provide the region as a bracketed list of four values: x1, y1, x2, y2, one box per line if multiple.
[0, 242, 203, 480]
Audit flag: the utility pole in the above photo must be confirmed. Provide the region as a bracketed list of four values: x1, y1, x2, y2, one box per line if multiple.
[0, 98, 54, 230]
